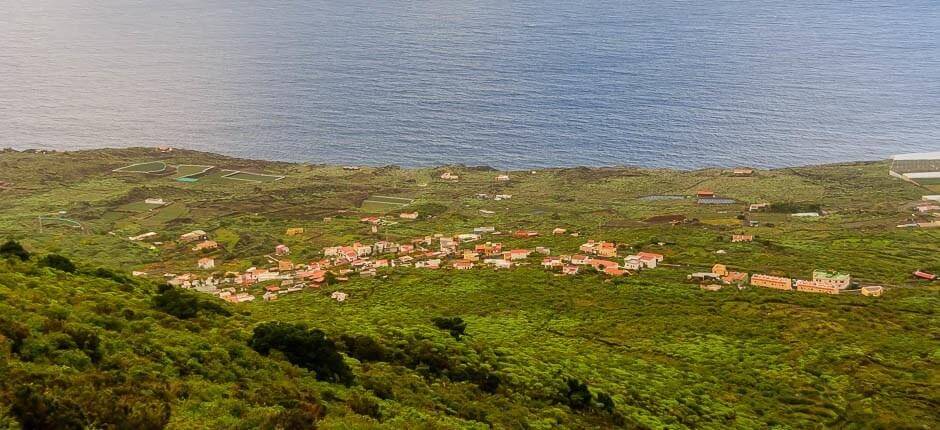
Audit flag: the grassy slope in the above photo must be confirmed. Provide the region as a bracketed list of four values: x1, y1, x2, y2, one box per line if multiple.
[0, 148, 937, 429]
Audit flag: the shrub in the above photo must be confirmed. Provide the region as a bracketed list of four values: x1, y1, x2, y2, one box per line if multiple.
[90, 267, 132, 284]
[347, 392, 381, 419]
[40, 254, 76, 273]
[561, 378, 592, 410]
[249, 322, 353, 385]
[152, 285, 231, 319]
[0, 240, 30, 261]
[11, 384, 85, 430]
[432, 316, 467, 340]
[340, 334, 387, 362]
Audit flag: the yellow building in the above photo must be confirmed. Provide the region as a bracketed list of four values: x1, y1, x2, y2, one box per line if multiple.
[750, 274, 792, 290]
[712, 264, 728, 276]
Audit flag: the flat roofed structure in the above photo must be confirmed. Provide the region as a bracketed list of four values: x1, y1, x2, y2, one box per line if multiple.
[890, 152, 940, 184]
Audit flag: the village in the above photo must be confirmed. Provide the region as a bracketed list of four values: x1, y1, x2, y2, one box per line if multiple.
[152, 211, 888, 305]
[102, 156, 940, 306]
[158, 221, 671, 304]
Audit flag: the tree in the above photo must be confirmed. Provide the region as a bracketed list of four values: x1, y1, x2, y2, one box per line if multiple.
[596, 391, 615, 413]
[152, 285, 230, 319]
[40, 254, 76, 273]
[340, 334, 387, 362]
[152, 286, 199, 319]
[0, 240, 30, 261]
[432, 316, 467, 340]
[11, 384, 85, 430]
[561, 378, 592, 410]
[249, 322, 353, 385]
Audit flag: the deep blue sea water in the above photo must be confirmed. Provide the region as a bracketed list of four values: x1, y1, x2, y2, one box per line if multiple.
[1, 0, 938, 169]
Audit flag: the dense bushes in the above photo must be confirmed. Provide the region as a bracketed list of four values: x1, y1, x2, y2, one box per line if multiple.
[39, 254, 76, 273]
[0, 240, 30, 261]
[339, 334, 388, 362]
[249, 322, 354, 385]
[432, 316, 467, 339]
[151, 284, 230, 319]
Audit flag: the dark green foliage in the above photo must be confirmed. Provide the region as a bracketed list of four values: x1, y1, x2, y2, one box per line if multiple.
[270, 405, 324, 430]
[323, 271, 337, 285]
[596, 391, 615, 413]
[65, 325, 102, 363]
[152, 285, 199, 319]
[346, 392, 381, 419]
[11, 384, 85, 430]
[89, 267, 133, 285]
[432, 316, 466, 340]
[561, 378, 592, 410]
[0, 317, 30, 354]
[339, 334, 387, 362]
[0, 239, 30, 261]
[409, 202, 448, 217]
[249, 322, 354, 385]
[40, 254, 76, 273]
[151, 284, 231, 319]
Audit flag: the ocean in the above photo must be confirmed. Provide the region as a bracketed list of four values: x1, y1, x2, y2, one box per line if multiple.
[1, 0, 938, 169]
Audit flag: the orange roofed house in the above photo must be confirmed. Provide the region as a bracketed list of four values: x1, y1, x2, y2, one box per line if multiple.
[192, 240, 219, 252]
[513, 230, 539, 238]
[732, 234, 754, 243]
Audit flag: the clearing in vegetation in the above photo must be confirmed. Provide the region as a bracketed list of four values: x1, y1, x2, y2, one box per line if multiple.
[174, 164, 215, 179]
[113, 201, 163, 213]
[112, 161, 168, 174]
[360, 195, 414, 212]
[220, 170, 285, 183]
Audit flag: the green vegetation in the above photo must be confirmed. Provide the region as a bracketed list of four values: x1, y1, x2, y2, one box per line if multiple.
[222, 170, 284, 183]
[0, 240, 30, 261]
[0, 148, 937, 429]
[113, 161, 168, 173]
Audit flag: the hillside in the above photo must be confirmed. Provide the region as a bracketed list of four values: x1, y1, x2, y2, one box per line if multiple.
[0, 148, 937, 429]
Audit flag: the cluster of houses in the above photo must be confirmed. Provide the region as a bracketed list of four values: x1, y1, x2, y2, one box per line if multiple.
[164, 224, 673, 305]
[897, 200, 940, 228]
[692, 265, 882, 296]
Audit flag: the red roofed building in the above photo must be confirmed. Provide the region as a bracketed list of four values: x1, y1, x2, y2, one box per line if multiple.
[513, 230, 539, 238]
[589, 259, 620, 271]
[697, 190, 715, 198]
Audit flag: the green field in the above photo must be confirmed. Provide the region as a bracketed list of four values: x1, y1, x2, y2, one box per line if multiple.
[112, 161, 167, 173]
[0, 148, 936, 429]
[360, 195, 414, 212]
[222, 170, 284, 183]
[174, 164, 215, 179]
[113, 201, 162, 213]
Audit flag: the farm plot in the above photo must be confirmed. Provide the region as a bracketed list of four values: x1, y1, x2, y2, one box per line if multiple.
[360, 195, 414, 212]
[221, 170, 285, 183]
[112, 161, 168, 174]
[113, 201, 163, 213]
[139, 202, 189, 227]
[175, 164, 215, 179]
